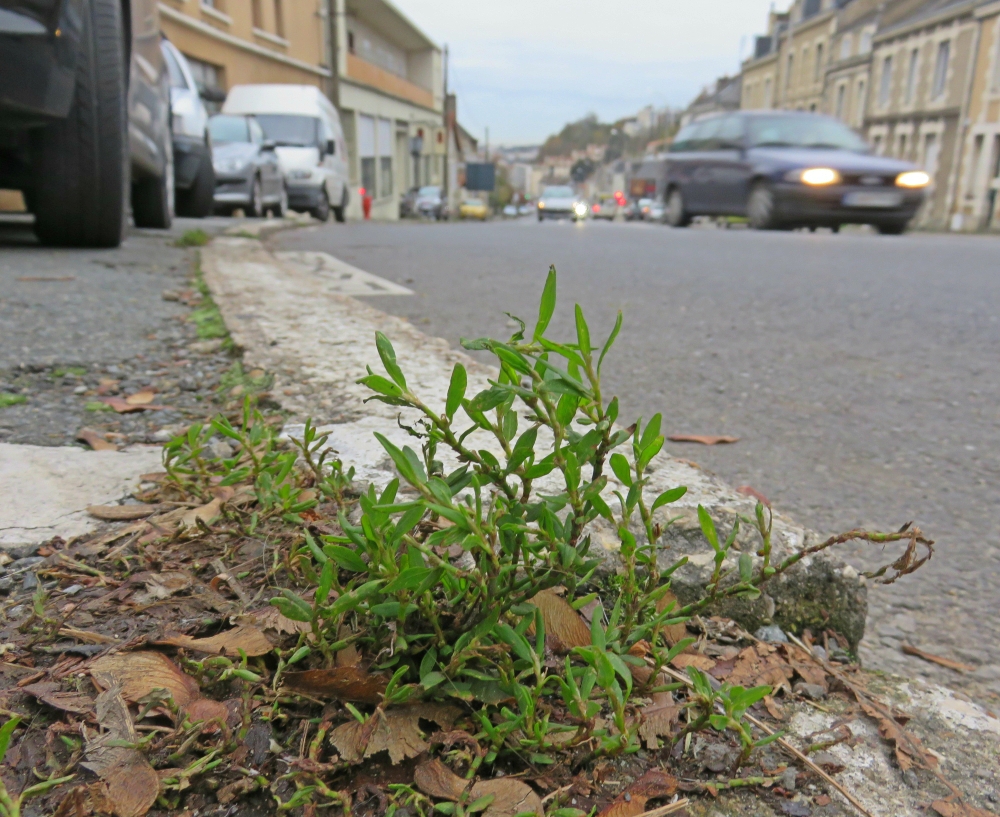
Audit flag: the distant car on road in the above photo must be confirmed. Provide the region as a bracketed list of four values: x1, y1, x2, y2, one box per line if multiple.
[502, 204, 519, 217]
[460, 198, 490, 220]
[537, 185, 588, 221]
[647, 201, 666, 222]
[518, 204, 534, 216]
[400, 186, 420, 218]
[590, 196, 617, 220]
[161, 39, 214, 219]
[414, 185, 447, 220]
[208, 115, 285, 217]
[0, 0, 174, 246]
[663, 111, 929, 234]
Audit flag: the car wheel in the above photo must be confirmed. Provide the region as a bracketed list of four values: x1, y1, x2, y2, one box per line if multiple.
[747, 182, 781, 230]
[176, 151, 215, 218]
[665, 189, 690, 227]
[875, 220, 908, 235]
[311, 188, 330, 222]
[132, 137, 174, 229]
[246, 176, 264, 218]
[31, 0, 127, 247]
[270, 184, 288, 218]
[332, 187, 347, 223]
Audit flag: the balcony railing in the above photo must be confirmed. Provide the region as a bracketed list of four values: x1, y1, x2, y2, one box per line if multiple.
[346, 54, 434, 109]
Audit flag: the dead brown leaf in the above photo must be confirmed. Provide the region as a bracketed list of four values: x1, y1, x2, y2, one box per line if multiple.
[184, 696, 230, 727]
[728, 643, 794, 694]
[330, 703, 460, 765]
[240, 606, 312, 636]
[87, 504, 161, 521]
[90, 651, 200, 707]
[901, 644, 976, 673]
[76, 428, 118, 451]
[83, 679, 159, 817]
[470, 779, 543, 817]
[99, 396, 169, 413]
[23, 682, 94, 715]
[530, 588, 591, 652]
[931, 800, 998, 817]
[59, 627, 117, 645]
[596, 769, 678, 817]
[638, 702, 680, 749]
[131, 571, 193, 604]
[670, 653, 716, 672]
[736, 485, 771, 506]
[179, 498, 222, 532]
[668, 434, 739, 445]
[413, 758, 469, 801]
[656, 589, 690, 646]
[157, 624, 272, 657]
[283, 666, 389, 704]
[856, 697, 934, 773]
[125, 390, 156, 406]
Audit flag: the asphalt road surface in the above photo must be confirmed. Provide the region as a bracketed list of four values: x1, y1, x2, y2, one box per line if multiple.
[276, 217, 1000, 703]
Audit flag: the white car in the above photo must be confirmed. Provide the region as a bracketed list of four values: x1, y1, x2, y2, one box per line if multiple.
[537, 185, 588, 221]
[502, 204, 518, 217]
[223, 84, 349, 222]
[161, 40, 213, 218]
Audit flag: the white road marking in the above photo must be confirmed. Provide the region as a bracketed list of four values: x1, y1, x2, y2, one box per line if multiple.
[274, 251, 413, 296]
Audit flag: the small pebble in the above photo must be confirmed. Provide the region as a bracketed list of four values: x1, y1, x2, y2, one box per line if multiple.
[63, 584, 84, 596]
[794, 682, 827, 701]
[779, 767, 797, 791]
[755, 624, 789, 643]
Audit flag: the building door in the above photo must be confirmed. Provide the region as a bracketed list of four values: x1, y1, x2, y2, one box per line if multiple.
[985, 135, 1000, 229]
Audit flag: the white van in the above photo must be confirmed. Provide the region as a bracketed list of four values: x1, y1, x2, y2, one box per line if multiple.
[222, 84, 349, 222]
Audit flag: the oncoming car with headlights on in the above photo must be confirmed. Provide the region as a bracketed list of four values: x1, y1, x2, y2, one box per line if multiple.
[537, 186, 589, 221]
[663, 110, 930, 234]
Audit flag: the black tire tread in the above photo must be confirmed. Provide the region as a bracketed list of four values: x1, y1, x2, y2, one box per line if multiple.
[176, 152, 215, 218]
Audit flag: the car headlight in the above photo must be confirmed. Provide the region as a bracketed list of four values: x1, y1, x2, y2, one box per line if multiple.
[214, 157, 248, 174]
[896, 171, 930, 188]
[538, 201, 545, 209]
[573, 202, 588, 216]
[787, 167, 841, 186]
[287, 169, 313, 180]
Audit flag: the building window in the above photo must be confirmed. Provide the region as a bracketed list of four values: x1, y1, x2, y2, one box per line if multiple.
[856, 78, 866, 122]
[786, 54, 794, 93]
[840, 34, 853, 60]
[993, 32, 1000, 92]
[904, 48, 918, 104]
[815, 43, 824, 82]
[764, 77, 773, 108]
[879, 55, 893, 107]
[873, 134, 883, 155]
[836, 83, 847, 118]
[860, 30, 873, 54]
[898, 133, 908, 160]
[923, 133, 939, 182]
[359, 115, 376, 195]
[251, 0, 263, 29]
[377, 118, 393, 198]
[347, 30, 355, 54]
[273, 0, 284, 38]
[932, 40, 950, 99]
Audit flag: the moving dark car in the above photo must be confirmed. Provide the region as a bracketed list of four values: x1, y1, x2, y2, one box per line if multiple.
[0, 0, 174, 246]
[208, 114, 286, 217]
[663, 111, 930, 234]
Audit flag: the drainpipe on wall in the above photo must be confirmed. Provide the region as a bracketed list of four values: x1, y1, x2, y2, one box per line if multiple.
[325, 0, 341, 109]
[945, 9, 981, 230]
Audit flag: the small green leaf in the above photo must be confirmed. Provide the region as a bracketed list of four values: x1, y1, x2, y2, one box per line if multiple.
[709, 714, 729, 731]
[651, 486, 687, 512]
[270, 591, 313, 622]
[375, 331, 406, 389]
[467, 794, 496, 813]
[316, 560, 335, 606]
[446, 363, 467, 419]
[597, 310, 623, 373]
[533, 266, 557, 340]
[609, 453, 633, 486]
[0, 715, 22, 763]
[383, 567, 435, 593]
[739, 552, 754, 582]
[323, 545, 367, 573]
[574, 303, 591, 354]
[357, 373, 403, 398]
[698, 505, 720, 552]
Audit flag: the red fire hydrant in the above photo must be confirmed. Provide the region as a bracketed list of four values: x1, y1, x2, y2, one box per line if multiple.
[361, 188, 372, 220]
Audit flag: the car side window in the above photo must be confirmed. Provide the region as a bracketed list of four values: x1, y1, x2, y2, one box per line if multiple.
[248, 118, 264, 145]
[715, 115, 745, 149]
[162, 46, 188, 90]
[697, 118, 724, 150]
[671, 124, 699, 152]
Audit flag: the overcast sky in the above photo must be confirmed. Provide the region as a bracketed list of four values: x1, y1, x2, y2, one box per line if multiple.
[390, 0, 783, 146]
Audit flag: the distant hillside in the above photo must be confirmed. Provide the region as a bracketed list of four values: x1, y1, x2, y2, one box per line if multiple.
[536, 114, 614, 160]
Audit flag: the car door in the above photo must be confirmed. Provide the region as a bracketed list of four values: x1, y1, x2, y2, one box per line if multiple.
[666, 122, 705, 212]
[249, 117, 280, 199]
[684, 119, 720, 212]
[703, 114, 749, 214]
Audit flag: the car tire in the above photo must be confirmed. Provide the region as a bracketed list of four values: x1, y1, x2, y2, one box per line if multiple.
[747, 182, 781, 230]
[31, 0, 127, 247]
[332, 187, 347, 223]
[311, 188, 330, 222]
[875, 220, 908, 235]
[176, 152, 215, 218]
[665, 188, 691, 227]
[133, 136, 174, 229]
[245, 176, 265, 218]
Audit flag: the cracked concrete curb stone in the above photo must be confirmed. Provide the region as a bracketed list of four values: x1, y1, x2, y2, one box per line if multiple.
[0, 443, 163, 549]
[202, 237, 870, 649]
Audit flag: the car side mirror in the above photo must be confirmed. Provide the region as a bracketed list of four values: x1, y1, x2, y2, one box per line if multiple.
[326, 139, 336, 156]
[262, 140, 277, 152]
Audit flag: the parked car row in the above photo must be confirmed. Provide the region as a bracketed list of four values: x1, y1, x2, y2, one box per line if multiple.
[0, 2, 350, 247]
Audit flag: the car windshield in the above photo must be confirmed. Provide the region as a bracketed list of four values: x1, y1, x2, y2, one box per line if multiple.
[542, 186, 574, 198]
[465, 199, 483, 206]
[418, 186, 440, 197]
[747, 115, 868, 151]
[253, 114, 319, 147]
[208, 115, 250, 143]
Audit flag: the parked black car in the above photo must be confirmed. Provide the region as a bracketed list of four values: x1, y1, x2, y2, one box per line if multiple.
[208, 114, 286, 217]
[663, 111, 930, 234]
[0, 0, 174, 246]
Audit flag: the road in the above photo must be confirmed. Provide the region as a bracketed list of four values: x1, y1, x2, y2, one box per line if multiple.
[275, 217, 1000, 702]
